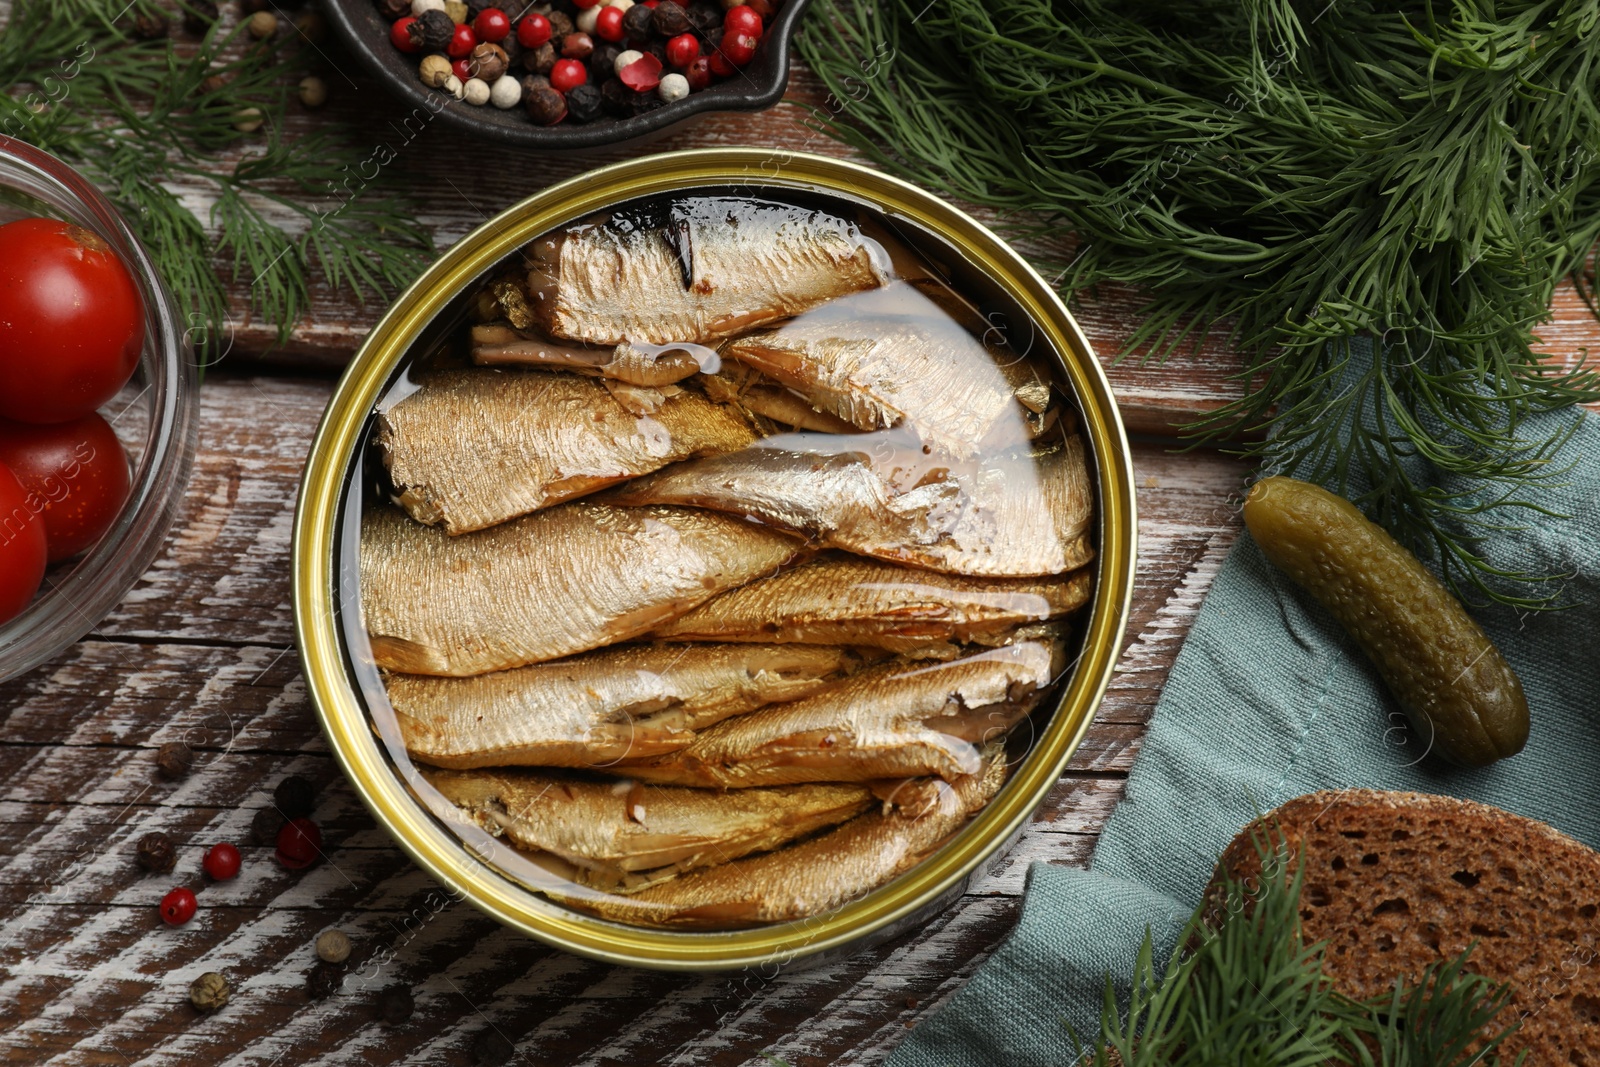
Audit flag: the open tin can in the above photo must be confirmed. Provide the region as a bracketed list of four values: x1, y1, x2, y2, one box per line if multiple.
[293, 148, 1135, 971]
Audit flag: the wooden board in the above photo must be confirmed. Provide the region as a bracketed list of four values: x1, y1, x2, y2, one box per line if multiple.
[0, 30, 1594, 1066]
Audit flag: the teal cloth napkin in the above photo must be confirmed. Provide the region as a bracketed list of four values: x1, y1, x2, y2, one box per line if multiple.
[887, 362, 1600, 1065]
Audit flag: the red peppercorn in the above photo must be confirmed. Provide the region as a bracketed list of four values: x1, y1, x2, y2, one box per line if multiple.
[708, 48, 735, 77]
[619, 51, 662, 92]
[665, 32, 698, 68]
[685, 54, 713, 89]
[160, 886, 197, 926]
[452, 57, 472, 80]
[516, 13, 552, 47]
[721, 31, 757, 66]
[389, 16, 421, 52]
[447, 23, 477, 58]
[724, 4, 762, 38]
[473, 7, 511, 43]
[549, 57, 587, 92]
[594, 5, 625, 42]
[275, 818, 322, 870]
[573, 0, 601, 7]
[203, 842, 241, 881]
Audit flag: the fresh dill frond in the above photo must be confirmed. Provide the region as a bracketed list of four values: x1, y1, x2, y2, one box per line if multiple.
[799, 0, 1600, 608]
[0, 0, 432, 359]
[1072, 839, 1523, 1065]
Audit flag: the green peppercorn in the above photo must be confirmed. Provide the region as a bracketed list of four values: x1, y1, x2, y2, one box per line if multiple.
[190, 971, 230, 1013]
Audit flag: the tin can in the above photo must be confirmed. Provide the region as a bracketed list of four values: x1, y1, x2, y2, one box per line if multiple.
[293, 148, 1136, 971]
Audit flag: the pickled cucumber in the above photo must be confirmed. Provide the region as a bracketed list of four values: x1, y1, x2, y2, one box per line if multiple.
[1241, 476, 1529, 767]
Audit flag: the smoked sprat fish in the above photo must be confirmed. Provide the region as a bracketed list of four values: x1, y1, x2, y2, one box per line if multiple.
[615, 639, 1062, 788]
[526, 198, 889, 345]
[378, 370, 757, 534]
[609, 435, 1096, 578]
[421, 767, 872, 890]
[390, 643, 866, 769]
[359, 502, 802, 676]
[723, 284, 1055, 455]
[470, 324, 720, 388]
[557, 745, 1009, 928]
[700, 362, 859, 434]
[652, 553, 1092, 656]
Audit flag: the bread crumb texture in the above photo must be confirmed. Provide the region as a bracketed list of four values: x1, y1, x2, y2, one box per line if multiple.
[1216, 789, 1600, 1064]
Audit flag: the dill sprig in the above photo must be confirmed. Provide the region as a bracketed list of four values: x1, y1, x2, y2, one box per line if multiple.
[0, 0, 432, 358]
[799, 0, 1600, 608]
[1075, 840, 1524, 1065]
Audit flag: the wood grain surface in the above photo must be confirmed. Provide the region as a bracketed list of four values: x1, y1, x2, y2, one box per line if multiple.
[1, 18, 1596, 1066]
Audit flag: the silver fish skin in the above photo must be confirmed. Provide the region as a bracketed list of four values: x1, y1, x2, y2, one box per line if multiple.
[614, 638, 1062, 788]
[390, 643, 866, 769]
[556, 745, 1008, 928]
[526, 198, 889, 346]
[377, 370, 757, 536]
[470, 324, 720, 387]
[723, 284, 1051, 456]
[652, 553, 1092, 655]
[359, 502, 803, 676]
[421, 767, 873, 883]
[609, 434, 1095, 578]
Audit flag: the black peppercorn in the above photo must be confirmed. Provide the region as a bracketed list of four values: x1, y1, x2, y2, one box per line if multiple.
[190, 971, 230, 1013]
[374, 0, 410, 17]
[306, 960, 345, 1001]
[273, 775, 316, 820]
[703, 25, 723, 50]
[378, 984, 415, 1025]
[524, 85, 568, 125]
[566, 81, 604, 122]
[183, 1, 220, 34]
[600, 76, 631, 116]
[520, 73, 551, 94]
[136, 831, 177, 873]
[687, 2, 721, 34]
[500, 35, 524, 70]
[644, 39, 669, 65]
[156, 741, 193, 780]
[622, 4, 655, 41]
[250, 805, 287, 845]
[416, 9, 456, 52]
[652, 2, 691, 38]
[560, 31, 594, 59]
[546, 10, 574, 37]
[526, 42, 557, 74]
[472, 1029, 516, 1067]
[464, 0, 495, 16]
[589, 43, 621, 81]
[628, 88, 666, 117]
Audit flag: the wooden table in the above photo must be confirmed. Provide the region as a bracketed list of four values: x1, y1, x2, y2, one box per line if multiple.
[4, 48, 1597, 1066]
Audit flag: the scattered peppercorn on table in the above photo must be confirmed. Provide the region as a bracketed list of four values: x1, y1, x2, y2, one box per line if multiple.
[3, 55, 1600, 1067]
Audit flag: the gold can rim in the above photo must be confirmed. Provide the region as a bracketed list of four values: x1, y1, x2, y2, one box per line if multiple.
[292, 148, 1137, 971]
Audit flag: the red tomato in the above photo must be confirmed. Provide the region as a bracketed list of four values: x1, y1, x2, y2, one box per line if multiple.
[0, 413, 130, 562]
[0, 219, 143, 425]
[0, 460, 47, 623]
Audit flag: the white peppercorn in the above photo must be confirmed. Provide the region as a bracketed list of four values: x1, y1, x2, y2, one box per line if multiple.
[445, 0, 469, 24]
[419, 53, 453, 88]
[575, 6, 600, 33]
[608, 0, 635, 11]
[233, 107, 264, 132]
[463, 77, 491, 105]
[411, 0, 446, 14]
[489, 74, 522, 109]
[315, 929, 352, 964]
[298, 75, 328, 108]
[658, 72, 689, 102]
[444, 74, 466, 99]
[247, 10, 277, 39]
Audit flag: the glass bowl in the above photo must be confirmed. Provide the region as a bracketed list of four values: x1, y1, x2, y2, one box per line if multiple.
[0, 137, 198, 684]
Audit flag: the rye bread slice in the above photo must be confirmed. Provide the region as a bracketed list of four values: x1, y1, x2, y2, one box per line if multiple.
[1214, 790, 1600, 1064]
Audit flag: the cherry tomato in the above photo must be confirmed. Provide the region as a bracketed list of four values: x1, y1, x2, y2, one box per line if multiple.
[203, 843, 242, 881]
[0, 219, 142, 425]
[160, 886, 197, 926]
[0, 413, 130, 562]
[724, 4, 762, 38]
[665, 32, 699, 68]
[0, 461, 46, 624]
[472, 7, 511, 42]
[516, 13, 552, 48]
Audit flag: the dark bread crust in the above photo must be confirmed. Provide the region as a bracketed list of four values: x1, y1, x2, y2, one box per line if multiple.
[1215, 790, 1600, 1064]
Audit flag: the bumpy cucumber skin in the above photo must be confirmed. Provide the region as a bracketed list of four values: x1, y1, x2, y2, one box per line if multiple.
[1242, 476, 1529, 768]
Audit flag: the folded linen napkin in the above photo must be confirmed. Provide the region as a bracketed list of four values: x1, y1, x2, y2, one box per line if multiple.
[888, 350, 1600, 1066]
